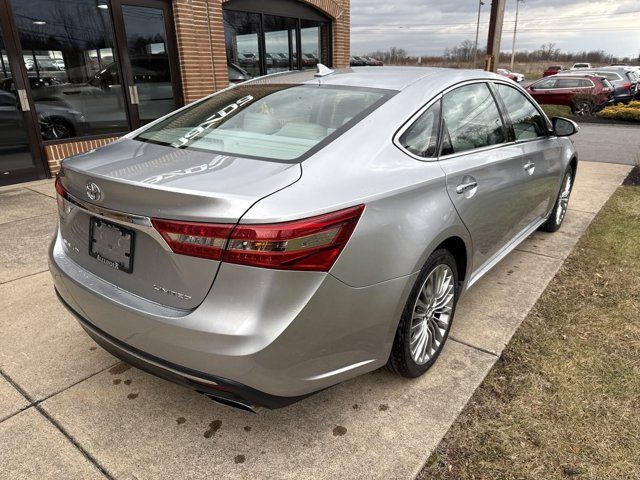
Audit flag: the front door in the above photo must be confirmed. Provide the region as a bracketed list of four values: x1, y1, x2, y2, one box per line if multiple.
[0, 0, 47, 186]
[112, 0, 182, 127]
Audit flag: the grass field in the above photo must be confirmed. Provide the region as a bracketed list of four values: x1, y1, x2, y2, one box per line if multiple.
[418, 182, 640, 479]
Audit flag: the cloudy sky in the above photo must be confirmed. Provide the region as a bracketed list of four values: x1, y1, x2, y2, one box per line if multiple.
[350, 0, 640, 58]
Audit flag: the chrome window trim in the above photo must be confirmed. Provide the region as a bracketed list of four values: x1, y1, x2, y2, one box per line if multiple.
[491, 80, 553, 143]
[61, 191, 172, 251]
[392, 94, 442, 162]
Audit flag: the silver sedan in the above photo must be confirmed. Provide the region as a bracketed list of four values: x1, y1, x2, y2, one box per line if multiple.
[50, 66, 578, 411]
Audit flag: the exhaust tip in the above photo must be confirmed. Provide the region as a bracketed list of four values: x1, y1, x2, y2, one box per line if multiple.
[205, 393, 256, 413]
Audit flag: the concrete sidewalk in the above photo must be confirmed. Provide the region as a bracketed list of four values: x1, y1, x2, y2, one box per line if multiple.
[0, 161, 632, 480]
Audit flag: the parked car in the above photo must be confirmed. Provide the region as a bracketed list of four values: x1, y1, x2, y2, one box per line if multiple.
[227, 62, 252, 85]
[565, 67, 637, 104]
[543, 65, 567, 77]
[497, 68, 524, 82]
[365, 56, 383, 66]
[301, 53, 318, 67]
[572, 62, 592, 69]
[0, 90, 87, 141]
[51, 67, 579, 411]
[526, 74, 614, 115]
[349, 56, 367, 67]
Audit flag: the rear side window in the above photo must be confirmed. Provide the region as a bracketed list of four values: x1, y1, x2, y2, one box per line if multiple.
[579, 79, 594, 88]
[399, 100, 441, 158]
[441, 83, 506, 155]
[556, 78, 582, 88]
[494, 84, 548, 141]
[136, 84, 391, 161]
[532, 77, 557, 89]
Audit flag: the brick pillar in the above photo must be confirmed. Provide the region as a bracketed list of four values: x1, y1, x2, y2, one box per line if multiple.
[172, 0, 229, 103]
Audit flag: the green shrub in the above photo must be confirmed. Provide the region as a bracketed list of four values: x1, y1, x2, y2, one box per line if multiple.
[597, 102, 640, 122]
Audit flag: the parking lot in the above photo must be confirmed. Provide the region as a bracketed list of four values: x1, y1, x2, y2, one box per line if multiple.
[0, 137, 635, 478]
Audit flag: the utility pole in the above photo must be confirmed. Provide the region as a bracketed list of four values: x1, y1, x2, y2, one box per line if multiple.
[472, 0, 484, 69]
[510, 0, 524, 71]
[485, 0, 506, 72]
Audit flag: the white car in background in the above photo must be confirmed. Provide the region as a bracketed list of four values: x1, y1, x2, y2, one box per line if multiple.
[497, 68, 524, 83]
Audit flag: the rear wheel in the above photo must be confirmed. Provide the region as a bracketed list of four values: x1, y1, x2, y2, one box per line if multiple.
[571, 101, 593, 116]
[387, 249, 458, 378]
[540, 167, 573, 232]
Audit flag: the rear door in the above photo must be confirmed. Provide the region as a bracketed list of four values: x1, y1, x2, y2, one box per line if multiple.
[493, 82, 562, 227]
[438, 82, 531, 275]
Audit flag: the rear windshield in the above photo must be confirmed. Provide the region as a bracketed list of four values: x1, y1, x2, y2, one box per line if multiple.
[136, 84, 392, 161]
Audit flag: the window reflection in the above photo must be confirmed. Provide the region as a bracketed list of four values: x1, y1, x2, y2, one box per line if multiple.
[121, 5, 176, 125]
[264, 15, 297, 74]
[10, 0, 128, 139]
[224, 11, 261, 79]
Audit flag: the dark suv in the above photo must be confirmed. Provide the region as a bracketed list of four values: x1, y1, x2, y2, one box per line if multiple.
[526, 74, 614, 115]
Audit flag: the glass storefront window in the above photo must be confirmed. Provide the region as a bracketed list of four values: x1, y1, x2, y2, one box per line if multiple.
[224, 11, 261, 79]
[10, 0, 129, 139]
[300, 20, 329, 70]
[264, 15, 297, 74]
[223, 8, 330, 79]
[121, 5, 176, 125]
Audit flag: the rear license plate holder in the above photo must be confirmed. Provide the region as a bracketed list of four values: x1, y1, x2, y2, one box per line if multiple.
[89, 218, 135, 273]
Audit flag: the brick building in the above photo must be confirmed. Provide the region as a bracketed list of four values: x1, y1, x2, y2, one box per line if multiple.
[0, 0, 350, 186]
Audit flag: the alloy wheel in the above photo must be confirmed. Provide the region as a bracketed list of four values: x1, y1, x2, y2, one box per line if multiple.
[409, 264, 455, 365]
[555, 172, 572, 225]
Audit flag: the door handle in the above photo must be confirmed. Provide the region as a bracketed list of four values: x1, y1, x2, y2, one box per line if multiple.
[17, 89, 30, 112]
[128, 85, 140, 105]
[456, 179, 478, 194]
[524, 160, 535, 175]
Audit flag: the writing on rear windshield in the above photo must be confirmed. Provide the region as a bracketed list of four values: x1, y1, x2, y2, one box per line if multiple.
[171, 95, 254, 148]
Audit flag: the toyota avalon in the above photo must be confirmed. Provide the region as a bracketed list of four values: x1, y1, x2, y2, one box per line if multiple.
[50, 66, 579, 411]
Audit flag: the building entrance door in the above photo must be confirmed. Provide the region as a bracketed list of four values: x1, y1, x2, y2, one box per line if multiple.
[0, 0, 47, 186]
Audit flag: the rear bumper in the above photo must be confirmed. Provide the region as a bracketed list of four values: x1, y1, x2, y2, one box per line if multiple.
[50, 228, 413, 403]
[56, 290, 308, 409]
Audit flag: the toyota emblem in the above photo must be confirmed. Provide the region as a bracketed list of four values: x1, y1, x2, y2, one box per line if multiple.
[86, 182, 102, 202]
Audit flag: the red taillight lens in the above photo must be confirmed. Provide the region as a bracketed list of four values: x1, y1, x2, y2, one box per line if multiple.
[622, 82, 632, 90]
[55, 176, 66, 212]
[151, 219, 233, 261]
[152, 205, 365, 272]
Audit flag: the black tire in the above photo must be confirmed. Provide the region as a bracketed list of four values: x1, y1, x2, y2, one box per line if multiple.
[571, 101, 593, 116]
[540, 166, 574, 233]
[387, 248, 459, 378]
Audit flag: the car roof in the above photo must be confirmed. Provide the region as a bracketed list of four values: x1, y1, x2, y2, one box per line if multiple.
[244, 66, 500, 91]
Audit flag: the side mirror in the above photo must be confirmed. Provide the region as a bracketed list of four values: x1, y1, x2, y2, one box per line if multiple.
[552, 117, 579, 137]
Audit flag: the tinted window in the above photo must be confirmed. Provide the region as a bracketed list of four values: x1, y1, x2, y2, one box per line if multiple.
[579, 79, 594, 88]
[441, 83, 506, 154]
[532, 78, 558, 89]
[556, 78, 582, 88]
[136, 85, 390, 161]
[11, 0, 128, 139]
[399, 100, 441, 158]
[495, 84, 547, 141]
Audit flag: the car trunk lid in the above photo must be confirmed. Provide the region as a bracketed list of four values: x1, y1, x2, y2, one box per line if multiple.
[57, 138, 301, 309]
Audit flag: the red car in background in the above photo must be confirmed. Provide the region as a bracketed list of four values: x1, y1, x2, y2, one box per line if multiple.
[526, 74, 614, 115]
[543, 65, 567, 77]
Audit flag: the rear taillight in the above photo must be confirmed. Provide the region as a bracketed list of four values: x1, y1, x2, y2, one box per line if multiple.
[152, 205, 365, 272]
[622, 82, 632, 91]
[55, 176, 66, 212]
[151, 219, 232, 261]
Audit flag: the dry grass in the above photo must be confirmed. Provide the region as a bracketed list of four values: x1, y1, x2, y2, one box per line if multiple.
[419, 185, 640, 480]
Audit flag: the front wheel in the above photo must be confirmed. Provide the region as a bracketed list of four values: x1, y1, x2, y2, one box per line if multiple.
[571, 101, 593, 116]
[540, 167, 574, 232]
[387, 249, 458, 378]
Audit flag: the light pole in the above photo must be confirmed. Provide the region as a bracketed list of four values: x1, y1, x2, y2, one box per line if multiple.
[473, 0, 484, 68]
[510, 0, 524, 71]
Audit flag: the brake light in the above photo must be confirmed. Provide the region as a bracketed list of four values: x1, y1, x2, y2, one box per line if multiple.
[622, 82, 632, 91]
[151, 219, 232, 261]
[55, 176, 67, 212]
[152, 205, 365, 271]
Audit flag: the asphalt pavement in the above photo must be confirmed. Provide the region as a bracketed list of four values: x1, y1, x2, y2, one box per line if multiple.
[571, 122, 640, 165]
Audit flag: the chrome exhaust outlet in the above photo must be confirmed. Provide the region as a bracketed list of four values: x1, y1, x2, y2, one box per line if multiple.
[205, 393, 256, 413]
